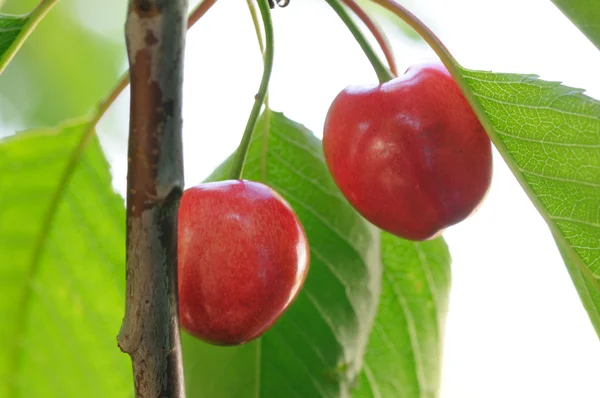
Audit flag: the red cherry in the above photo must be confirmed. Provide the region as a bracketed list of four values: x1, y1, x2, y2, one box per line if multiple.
[178, 180, 309, 345]
[323, 62, 492, 241]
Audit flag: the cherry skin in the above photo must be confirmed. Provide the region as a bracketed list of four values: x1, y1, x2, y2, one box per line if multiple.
[323, 62, 492, 241]
[178, 180, 309, 345]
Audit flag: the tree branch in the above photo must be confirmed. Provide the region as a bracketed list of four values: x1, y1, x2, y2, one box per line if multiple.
[118, 0, 188, 396]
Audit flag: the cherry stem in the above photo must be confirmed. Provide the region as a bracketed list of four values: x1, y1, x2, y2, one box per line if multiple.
[325, 0, 394, 83]
[228, 0, 274, 180]
[369, 0, 600, 293]
[340, 0, 398, 76]
[247, 0, 266, 54]
[367, 0, 462, 80]
[246, 0, 272, 181]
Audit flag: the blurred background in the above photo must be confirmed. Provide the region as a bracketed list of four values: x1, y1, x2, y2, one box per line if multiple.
[1, 0, 599, 396]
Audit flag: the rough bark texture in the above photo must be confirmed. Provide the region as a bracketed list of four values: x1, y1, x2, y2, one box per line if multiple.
[118, 0, 188, 397]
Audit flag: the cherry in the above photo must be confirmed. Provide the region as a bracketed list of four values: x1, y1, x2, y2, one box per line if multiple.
[178, 180, 309, 345]
[323, 62, 492, 241]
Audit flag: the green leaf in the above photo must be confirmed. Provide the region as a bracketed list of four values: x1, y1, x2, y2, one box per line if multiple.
[0, 1, 57, 75]
[353, 234, 450, 398]
[459, 68, 600, 337]
[0, 122, 131, 396]
[182, 111, 451, 398]
[552, 0, 600, 51]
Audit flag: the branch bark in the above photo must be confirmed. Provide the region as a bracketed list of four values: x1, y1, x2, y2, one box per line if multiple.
[118, 0, 188, 397]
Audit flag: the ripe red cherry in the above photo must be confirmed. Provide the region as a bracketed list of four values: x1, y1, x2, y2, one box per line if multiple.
[178, 180, 309, 345]
[323, 62, 492, 241]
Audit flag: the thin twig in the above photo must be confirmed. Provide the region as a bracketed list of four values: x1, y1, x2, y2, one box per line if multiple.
[188, 0, 217, 28]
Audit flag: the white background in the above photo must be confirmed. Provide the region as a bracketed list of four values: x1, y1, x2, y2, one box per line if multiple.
[96, 1, 600, 397]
